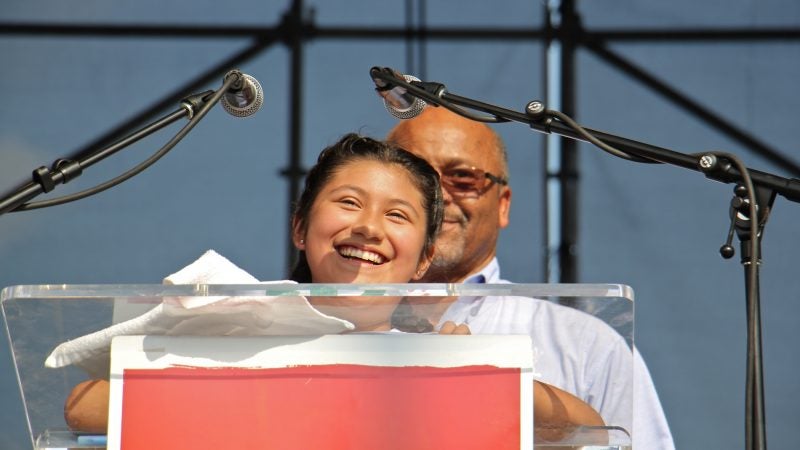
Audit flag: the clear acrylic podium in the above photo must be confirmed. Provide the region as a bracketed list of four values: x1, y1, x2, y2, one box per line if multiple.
[2, 283, 634, 449]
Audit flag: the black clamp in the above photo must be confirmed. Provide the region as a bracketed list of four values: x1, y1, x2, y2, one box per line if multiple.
[719, 185, 750, 259]
[31, 159, 83, 194]
[524, 100, 553, 133]
[54, 159, 83, 184]
[32, 166, 56, 193]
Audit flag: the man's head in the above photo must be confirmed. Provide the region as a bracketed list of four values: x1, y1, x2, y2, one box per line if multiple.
[387, 107, 512, 282]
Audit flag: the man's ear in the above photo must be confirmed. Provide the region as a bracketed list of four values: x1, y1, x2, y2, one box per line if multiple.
[497, 185, 512, 229]
[291, 216, 306, 250]
[412, 246, 434, 281]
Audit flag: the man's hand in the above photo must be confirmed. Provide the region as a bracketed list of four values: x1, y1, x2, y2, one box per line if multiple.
[437, 321, 471, 334]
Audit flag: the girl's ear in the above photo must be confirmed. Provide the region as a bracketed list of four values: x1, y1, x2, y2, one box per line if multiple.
[291, 216, 306, 250]
[411, 246, 434, 281]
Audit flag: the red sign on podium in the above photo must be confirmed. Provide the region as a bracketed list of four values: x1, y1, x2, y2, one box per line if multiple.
[107, 335, 533, 450]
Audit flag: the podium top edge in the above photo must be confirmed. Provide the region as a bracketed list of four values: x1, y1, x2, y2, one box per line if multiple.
[1, 283, 634, 302]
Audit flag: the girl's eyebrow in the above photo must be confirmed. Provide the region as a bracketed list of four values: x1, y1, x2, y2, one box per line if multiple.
[327, 184, 367, 198]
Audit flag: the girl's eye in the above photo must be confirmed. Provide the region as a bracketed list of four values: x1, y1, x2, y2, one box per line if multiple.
[339, 198, 359, 207]
[387, 210, 410, 221]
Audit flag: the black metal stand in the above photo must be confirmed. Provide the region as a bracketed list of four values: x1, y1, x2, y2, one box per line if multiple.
[370, 67, 800, 450]
[743, 239, 767, 450]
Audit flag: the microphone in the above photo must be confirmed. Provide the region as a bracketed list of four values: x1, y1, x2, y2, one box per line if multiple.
[221, 70, 264, 118]
[370, 67, 427, 119]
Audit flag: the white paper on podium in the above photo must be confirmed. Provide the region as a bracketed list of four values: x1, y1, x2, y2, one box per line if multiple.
[44, 250, 354, 377]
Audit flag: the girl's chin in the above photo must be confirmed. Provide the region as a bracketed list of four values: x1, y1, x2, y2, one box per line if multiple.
[308, 298, 400, 331]
[314, 273, 417, 285]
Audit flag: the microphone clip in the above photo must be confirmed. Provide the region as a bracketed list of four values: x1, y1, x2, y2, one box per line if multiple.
[224, 70, 246, 90]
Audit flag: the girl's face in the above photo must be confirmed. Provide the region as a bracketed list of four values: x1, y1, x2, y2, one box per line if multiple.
[294, 159, 431, 285]
[293, 159, 432, 331]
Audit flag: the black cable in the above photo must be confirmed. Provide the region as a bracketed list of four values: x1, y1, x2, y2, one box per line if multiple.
[546, 108, 765, 449]
[709, 151, 764, 450]
[384, 66, 663, 162]
[378, 62, 769, 449]
[546, 109, 658, 163]
[14, 77, 236, 211]
[709, 152, 759, 306]
[436, 102, 510, 123]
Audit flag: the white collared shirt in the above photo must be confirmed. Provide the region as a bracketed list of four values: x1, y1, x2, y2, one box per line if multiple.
[439, 258, 675, 450]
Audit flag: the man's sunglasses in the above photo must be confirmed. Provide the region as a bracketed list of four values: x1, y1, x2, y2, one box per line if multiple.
[439, 166, 508, 198]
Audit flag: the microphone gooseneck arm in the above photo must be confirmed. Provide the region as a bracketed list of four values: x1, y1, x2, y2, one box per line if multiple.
[0, 71, 246, 216]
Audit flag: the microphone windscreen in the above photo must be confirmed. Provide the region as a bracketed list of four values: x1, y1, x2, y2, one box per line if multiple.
[222, 74, 264, 118]
[383, 74, 427, 120]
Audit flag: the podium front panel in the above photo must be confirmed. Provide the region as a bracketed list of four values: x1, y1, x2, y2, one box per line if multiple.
[1, 283, 634, 449]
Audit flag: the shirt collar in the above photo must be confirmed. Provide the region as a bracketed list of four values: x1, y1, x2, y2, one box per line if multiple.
[463, 257, 501, 284]
[439, 258, 500, 326]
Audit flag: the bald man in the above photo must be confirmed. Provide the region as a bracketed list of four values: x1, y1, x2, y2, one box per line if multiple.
[388, 107, 675, 449]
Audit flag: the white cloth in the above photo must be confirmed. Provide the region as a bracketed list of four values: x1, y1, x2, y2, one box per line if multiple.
[45, 250, 353, 377]
[438, 258, 675, 450]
